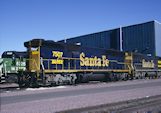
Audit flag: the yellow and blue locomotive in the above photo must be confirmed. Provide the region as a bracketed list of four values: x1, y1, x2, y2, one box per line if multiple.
[18, 39, 161, 87]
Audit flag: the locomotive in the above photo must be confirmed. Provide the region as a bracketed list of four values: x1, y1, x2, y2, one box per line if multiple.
[17, 39, 161, 87]
[0, 51, 26, 83]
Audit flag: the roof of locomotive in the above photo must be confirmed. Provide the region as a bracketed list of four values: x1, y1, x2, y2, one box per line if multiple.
[2, 51, 27, 58]
[24, 39, 46, 48]
[24, 39, 125, 53]
[24, 39, 161, 59]
[24, 39, 66, 48]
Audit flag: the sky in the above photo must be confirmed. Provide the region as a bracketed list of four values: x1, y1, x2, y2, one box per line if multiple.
[0, 0, 161, 56]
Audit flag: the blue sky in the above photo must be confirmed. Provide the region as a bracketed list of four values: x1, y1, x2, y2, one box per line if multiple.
[0, 0, 161, 55]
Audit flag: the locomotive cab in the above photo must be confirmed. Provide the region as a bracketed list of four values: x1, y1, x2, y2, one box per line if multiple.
[24, 39, 42, 72]
[19, 39, 43, 87]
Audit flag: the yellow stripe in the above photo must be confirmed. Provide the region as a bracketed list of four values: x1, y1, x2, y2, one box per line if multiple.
[109, 60, 130, 64]
[62, 57, 80, 60]
[30, 57, 129, 65]
[158, 61, 161, 64]
[158, 65, 161, 68]
[44, 69, 129, 73]
[136, 69, 161, 72]
[134, 63, 142, 66]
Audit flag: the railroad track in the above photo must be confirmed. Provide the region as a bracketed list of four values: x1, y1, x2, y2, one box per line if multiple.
[0, 84, 20, 92]
[1, 78, 161, 113]
[59, 95, 161, 113]
[0, 80, 143, 93]
[0, 78, 159, 93]
[0, 82, 103, 93]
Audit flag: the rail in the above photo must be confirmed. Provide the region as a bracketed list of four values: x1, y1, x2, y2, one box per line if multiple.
[58, 95, 161, 113]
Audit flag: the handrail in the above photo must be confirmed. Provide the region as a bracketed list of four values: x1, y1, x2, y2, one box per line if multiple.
[25, 56, 135, 73]
[38, 57, 129, 71]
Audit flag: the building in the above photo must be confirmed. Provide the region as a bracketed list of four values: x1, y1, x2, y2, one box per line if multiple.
[59, 20, 161, 56]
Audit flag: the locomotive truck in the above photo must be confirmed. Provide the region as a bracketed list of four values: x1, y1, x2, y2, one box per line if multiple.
[17, 39, 161, 87]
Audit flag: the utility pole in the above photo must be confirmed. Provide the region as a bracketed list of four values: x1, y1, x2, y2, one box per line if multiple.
[64, 38, 67, 43]
[120, 26, 123, 51]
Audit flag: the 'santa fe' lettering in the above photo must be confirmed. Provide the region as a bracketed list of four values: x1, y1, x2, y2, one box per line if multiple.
[142, 59, 154, 68]
[80, 52, 109, 67]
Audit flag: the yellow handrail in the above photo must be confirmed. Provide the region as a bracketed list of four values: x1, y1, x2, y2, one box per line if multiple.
[26, 57, 132, 72]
